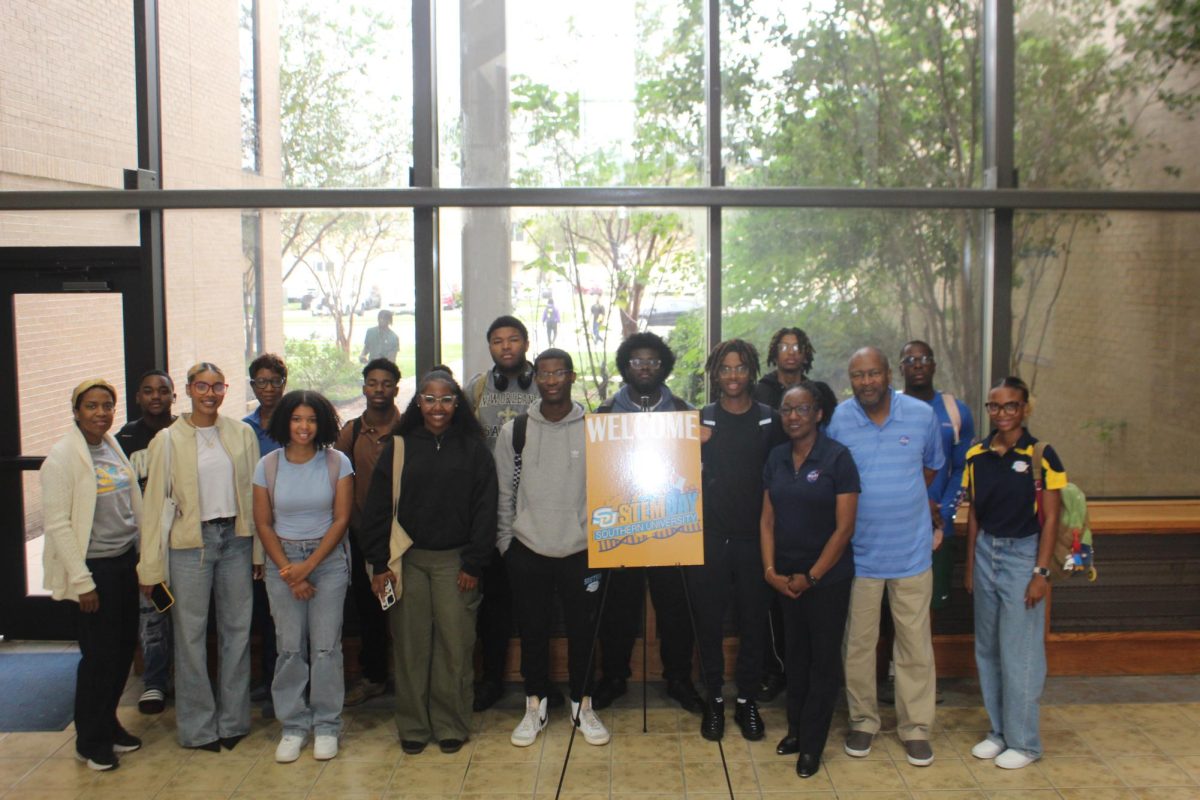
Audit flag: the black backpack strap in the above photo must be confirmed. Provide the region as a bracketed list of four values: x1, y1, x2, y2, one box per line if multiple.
[594, 397, 615, 414]
[510, 413, 529, 512]
[756, 401, 776, 448]
[700, 403, 717, 427]
[671, 396, 690, 411]
[347, 416, 363, 471]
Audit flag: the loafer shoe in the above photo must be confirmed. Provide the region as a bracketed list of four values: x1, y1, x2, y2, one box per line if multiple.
[844, 730, 873, 758]
[796, 753, 821, 778]
[904, 738, 934, 766]
[776, 734, 800, 756]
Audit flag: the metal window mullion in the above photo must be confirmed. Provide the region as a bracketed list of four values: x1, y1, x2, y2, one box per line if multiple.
[412, 0, 440, 376]
[983, 0, 1016, 402]
[705, 0, 722, 378]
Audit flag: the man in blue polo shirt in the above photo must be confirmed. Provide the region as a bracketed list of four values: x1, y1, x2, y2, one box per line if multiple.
[827, 346, 944, 767]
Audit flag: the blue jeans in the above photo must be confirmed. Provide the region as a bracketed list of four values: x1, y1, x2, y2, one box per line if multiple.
[973, 530, 1045, 758]
[169, 520, 253, 747]
[265, 538, 350, 738]
[139, 594, 172, 693]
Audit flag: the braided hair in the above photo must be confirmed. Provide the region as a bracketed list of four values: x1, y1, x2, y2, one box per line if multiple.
[704, 339, 761, 399]
[765, 327, 815, 374]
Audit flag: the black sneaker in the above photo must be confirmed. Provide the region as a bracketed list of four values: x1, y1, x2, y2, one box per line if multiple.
[138, 688, 166, 715]
[734, 699, 765, 741]
[472, 680, 503, 712]
[666, 678, 703, 713]
[112, 730, 142, 753]
[591, 676, 627, 710]
[76, 750, 118, 771]
[439, 738, 467, 754]
[700, 698, 725, 741]
[401, 739, 427, 755]
[249, 683, 271, 703]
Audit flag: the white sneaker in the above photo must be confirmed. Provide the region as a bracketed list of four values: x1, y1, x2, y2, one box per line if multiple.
[275, 733, 306, 763]
[313, 734, 338, 760]
[994, 748, 1037, 769]
[511, 695, 548, 747]
[971, 737, 1005, 759]
[572, 697, 611, 746]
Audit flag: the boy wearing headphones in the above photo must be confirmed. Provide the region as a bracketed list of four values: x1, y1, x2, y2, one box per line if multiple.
[464, 316, 540, 710]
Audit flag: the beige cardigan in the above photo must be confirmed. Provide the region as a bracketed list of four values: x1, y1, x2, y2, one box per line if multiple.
[40, 425, 143, 602]
[137, 414, 263, 585]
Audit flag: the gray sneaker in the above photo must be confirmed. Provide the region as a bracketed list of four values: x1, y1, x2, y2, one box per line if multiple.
[844, 730, 874, 757]
[904, 738, 934, 766]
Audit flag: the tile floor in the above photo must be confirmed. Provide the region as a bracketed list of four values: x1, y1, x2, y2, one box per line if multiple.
[1, 656, 1199, 799]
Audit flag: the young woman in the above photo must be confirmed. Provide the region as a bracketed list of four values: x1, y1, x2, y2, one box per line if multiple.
[964, 376, 1064, 770]
[41, 379, 143, 771]
[359, 369, 498, 755]
[760, 382, 860, 779]
[252, 390, 353, 763]
[138, 363, 262, 752]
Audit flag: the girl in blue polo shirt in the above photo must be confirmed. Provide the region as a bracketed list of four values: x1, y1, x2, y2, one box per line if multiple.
[964, 376, 1066, 770]
[760, 382, 860, 779]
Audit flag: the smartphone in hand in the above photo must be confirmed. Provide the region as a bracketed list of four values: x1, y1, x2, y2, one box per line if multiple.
[150, 582, 175, 613]
[378, 580, 396, 611]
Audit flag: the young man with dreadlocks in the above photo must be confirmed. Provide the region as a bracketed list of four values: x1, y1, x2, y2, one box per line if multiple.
[689, 339, 786, 742]
[754, 327, 837, 424]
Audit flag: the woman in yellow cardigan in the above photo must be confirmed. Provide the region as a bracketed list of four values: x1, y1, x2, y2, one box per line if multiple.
[41, 378, 143, 771]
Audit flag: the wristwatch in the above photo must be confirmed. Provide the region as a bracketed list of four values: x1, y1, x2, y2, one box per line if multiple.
[1032, 566, 1051, 578]
[806, 571, 820, 587]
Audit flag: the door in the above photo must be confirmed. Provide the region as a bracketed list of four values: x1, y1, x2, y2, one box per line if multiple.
[0, 247, 154, 639]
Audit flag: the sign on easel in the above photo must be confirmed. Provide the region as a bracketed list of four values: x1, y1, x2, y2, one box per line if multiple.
[584, 411, 704, 568]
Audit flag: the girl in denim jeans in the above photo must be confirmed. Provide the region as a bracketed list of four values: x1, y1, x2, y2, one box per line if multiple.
[964, 376, 1065, 770]
[252, 391, 353, 763]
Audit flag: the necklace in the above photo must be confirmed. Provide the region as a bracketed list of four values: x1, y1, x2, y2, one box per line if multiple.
[196, 426, 219, 449]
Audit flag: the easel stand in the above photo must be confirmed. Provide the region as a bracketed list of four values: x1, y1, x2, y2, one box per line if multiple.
[554, 565, 735, 800]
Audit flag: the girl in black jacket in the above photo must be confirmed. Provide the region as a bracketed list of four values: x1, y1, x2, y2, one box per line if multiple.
[358, 369, 498, 755]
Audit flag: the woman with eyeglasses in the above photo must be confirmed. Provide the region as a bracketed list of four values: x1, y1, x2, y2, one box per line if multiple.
[760, 382, 860, 779]
[252, 390, 353, 763]
[139, 362, 263, 752]
[41, 379, 143, 771]
[359, 368, 498, 755]
[963, 377, 1064, 770]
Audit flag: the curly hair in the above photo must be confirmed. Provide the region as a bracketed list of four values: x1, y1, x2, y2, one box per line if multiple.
[248, 352, 287, 380]
[704, 339, 761, 398]
[766, 327, 815, 374]
[267, 390, 342, 448]
[393, 369, 485, 439]
[615, 331, 676, 381]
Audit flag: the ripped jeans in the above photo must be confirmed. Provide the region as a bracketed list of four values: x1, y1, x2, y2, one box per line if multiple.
[264, 537, 350, 737]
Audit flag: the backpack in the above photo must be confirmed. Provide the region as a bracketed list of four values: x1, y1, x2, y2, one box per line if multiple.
[699, 401, 776, 450]
[508, 413, 529, 512]
[1032, 442, 1096, 581]
[941, 392, 962, 445]
[262, 448, 342, 508]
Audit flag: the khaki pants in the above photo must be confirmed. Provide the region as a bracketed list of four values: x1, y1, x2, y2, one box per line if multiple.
[843, 569, 935, 741]
[389, 547, 481, 742]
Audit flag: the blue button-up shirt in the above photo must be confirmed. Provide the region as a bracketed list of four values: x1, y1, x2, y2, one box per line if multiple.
[243, 407, 280, 458]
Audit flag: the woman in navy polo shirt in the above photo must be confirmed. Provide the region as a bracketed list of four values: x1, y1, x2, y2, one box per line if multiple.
[963, 376, 1064, 770]
[760, 382, 860, 779]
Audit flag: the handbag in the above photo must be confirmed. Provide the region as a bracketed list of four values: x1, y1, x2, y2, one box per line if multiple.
[383, 435, 414, 595]
[157, 429, 178, 580]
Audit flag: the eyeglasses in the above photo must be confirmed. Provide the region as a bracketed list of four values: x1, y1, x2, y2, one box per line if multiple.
[629, 358, 662, 369]
[190, 381, 228, 396]
[536, 369, 571, 380]
[718, 365, 749, 376]
[985, 401, 1024, 415]
[778, 343, 804, 354]
[420, 394, 456, 407]
[780, 403, 816, 417]
[900, 355, 934, 367]
[251, 377, 285, 389]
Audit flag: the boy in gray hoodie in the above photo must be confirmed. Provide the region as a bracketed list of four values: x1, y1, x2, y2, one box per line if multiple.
[493, 349, 610, 749]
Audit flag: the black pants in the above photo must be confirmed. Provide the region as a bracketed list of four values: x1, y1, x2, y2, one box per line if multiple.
[346, 532, 389, 684]
[687, 536, 771, 699]
[599, 566, 694, 682]
[782, 578, 852, 755]
[251, 574, 276, 683]
[506, 542, 602, 701]
[763, 595, 787, 678]
[476, 547, 513, 684]
[75, 548, 139, 758]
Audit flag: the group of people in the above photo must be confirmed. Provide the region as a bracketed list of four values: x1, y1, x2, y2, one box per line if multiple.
[41, 312, 1065, 782]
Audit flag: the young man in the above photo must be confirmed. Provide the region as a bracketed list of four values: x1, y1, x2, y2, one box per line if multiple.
[115, 369, 176, 715]
[336, 358, 403, 706]
[360, 309, 400, 365]
[753, 327, 837, 423]
[689, 340, 784, 742]
[592, 331, 702, 713]
[494, 349, 610, 748]
[463, 315, 540, 711]
[244, 353, 286, 709]
[827, 347, 945, 767]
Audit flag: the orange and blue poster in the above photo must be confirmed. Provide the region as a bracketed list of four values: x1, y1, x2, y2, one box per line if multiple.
[585, 411, 704, 568]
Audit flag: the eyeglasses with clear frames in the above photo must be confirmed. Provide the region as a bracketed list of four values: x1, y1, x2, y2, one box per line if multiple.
[629, 358, 662, 369]
[420, 394, 456, 407]
[536, 369, 570, 380]
[900, 355, 934, 367]
[718, 364, 749, 376]
[190, 381, 228, 395]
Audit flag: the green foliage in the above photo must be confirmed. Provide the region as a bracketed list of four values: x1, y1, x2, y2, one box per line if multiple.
[283, 338, 363, 403]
